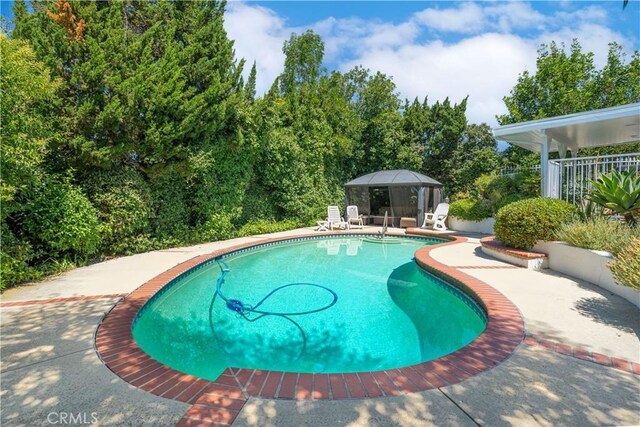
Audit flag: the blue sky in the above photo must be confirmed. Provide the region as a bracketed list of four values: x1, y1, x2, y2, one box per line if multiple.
[3, 1, 639, 125]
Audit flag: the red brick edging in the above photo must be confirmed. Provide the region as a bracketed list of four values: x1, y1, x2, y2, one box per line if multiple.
[95, 231, 525, 426]
[0, 294, 127, 308]
[479, 236, 546, 259]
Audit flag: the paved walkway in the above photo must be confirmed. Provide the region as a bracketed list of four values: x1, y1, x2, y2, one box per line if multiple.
[1, 227, 638, 426]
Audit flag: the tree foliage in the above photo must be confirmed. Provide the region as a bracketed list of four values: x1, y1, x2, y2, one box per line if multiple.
[13, 2, 637, 288]
[498, 40, 640, 165]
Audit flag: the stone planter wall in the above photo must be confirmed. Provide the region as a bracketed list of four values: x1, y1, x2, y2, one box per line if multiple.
[533, 241, 639, 309]
[449, 217, 495, 234]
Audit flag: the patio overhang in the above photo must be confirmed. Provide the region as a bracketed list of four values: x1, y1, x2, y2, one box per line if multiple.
[493, 103, 640, 154]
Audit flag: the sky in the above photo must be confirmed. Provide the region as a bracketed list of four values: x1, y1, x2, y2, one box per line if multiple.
[2, 1, 639, 126]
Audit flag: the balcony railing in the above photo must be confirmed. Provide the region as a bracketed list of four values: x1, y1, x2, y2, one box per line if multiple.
[548, 153, 640, 203]
[499, 153, 640, 204]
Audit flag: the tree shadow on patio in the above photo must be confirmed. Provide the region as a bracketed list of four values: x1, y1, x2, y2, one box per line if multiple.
[234, 344, 640, 427]
[0, 300, 188, 426]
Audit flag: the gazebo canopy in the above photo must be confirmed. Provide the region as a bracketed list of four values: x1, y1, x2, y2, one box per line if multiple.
[344, 169, 442, 188]
[344, 169, 443, 227]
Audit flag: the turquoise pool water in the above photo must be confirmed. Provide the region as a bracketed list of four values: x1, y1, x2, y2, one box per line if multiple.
[132, 236, 487, 380]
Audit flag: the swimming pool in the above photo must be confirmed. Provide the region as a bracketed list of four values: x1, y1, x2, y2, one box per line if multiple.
[132, 236, 487, 381]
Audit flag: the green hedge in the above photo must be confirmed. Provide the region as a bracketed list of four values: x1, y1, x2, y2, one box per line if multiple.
[555, 217, 640, 256]
[237, 219, 301, 237]
[609, 237, 640, 289]
[83, 168, 153, 254]
[22, 178, 102, 257]
[493, 193, 527, 212]
[449, 199, 493, 221]
[495, 198, 576, 249]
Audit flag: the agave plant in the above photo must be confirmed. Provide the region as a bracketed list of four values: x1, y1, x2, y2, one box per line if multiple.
[588, 170, 640, 226]
[575, 197, 604, 222]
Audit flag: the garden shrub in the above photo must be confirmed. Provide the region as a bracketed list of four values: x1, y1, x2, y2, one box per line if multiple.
[555, 217, 639, 256]
[449, 198, 493, 221]
[83, 168, 152, 254]
[240, 185, 281, 224]
[238, 219, 301, 237]
[150, 172, 190, 240]
[0, 224, 35, 290]
[21, 178, 102, 257]
[513, 170, 541, 198]
[195, 212, 237, 242]
[608, 237, 640, 289]
[493, 193, 527, 212]
[494, 198, 577, 249]
[475, 174, 515, 203]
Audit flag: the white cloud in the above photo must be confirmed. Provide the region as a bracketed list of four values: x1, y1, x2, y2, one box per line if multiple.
[341, 33, 538, 125]
[555, 5, 608, 24]
[224, 1, 637, 126]
[414, 3, 485, 33]
[536, 23, 631, 68]
[484, 2, 546, 32]
[414, 2, 545, 34]
[225, 2, 289, 94]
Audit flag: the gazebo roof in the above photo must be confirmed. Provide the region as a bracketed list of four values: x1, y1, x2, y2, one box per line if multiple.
[344, 169, 442, 187]
[493, 103, 640, 153]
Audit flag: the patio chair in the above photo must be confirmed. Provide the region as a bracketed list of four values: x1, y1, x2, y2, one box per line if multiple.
[421, 203, 449, 231]
[316, 206, 348, 231]
[346, 205, 364, 229]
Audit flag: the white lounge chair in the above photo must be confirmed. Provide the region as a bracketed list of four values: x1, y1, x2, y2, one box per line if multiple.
[316, 206, 348, 231]
[328, 206, 349, 230]
[346, 205, 364, 229]
[421, 203, 449, 231]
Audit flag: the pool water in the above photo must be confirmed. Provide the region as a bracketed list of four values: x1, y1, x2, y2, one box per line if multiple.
[132, 237, 487, 380]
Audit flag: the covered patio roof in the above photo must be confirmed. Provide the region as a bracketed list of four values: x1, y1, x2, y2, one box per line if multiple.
[493, 103, 640, 154]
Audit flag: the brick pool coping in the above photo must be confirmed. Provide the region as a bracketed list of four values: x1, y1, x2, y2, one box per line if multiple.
[479, 236, 547, 260]
[95, 231, 525, 426]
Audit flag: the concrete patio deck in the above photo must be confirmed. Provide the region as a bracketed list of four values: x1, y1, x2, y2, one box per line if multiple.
[1, 227, 638, 426]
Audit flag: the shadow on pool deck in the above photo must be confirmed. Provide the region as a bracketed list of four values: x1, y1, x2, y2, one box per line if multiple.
[0, 300, 188, 426]
[233, 345, 640, 427]
[533, 268, 640, 339]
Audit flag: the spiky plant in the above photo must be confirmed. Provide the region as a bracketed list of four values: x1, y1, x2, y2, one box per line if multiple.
[588, 170, 640, 226]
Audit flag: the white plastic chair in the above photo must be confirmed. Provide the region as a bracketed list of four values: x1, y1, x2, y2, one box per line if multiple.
[316, 206, 347, 231]
[421, 203, 449, 231]
[328, 206, 348, 230]
[346, 205, 363, 229]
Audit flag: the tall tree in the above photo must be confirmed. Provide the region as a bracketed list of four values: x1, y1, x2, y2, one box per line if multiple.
[12, 0, 252, 239]
[245, 61, 257, 102]
[0, 34, 58, 215]
[279, 30, 324, 98]
[422, 97, 469, 187]
[498, 40, 640, 164]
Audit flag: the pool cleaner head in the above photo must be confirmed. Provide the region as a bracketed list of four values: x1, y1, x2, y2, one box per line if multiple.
[226, 299, 245, 313]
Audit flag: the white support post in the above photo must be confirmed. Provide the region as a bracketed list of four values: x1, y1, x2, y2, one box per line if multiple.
[557, 142, 567, 159]
[540, 130, 550, 197]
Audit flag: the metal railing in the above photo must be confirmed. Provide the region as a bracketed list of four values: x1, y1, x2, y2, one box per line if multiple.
[498, 165, 541, 178]
[549, 153, 640, 203]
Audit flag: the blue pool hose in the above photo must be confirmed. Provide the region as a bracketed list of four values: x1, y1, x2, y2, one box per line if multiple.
[209, 259, 338, 359]
[214, 259, 338, 320]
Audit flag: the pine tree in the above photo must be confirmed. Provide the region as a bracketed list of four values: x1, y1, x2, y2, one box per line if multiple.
[245, 61, 257, 102]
